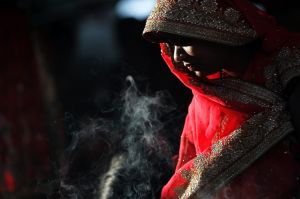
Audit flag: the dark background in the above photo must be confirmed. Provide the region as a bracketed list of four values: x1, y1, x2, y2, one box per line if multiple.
[0, 0, 191, 198]
[1, 0, 300, 198]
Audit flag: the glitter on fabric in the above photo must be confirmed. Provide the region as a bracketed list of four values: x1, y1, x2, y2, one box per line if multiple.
[143, 0, 257, 46]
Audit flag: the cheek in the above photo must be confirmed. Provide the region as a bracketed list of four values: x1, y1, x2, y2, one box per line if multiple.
[182, 46, 197, 56]
[196, 48, 229, 64]
[183, 46, 215, 59]
[182, 46, 229, 66]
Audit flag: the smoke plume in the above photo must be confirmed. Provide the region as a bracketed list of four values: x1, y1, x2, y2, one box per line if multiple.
[56, 76, 180, 199]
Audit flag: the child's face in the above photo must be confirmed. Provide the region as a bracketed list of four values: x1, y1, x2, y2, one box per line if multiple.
[164, 34, 257, 79]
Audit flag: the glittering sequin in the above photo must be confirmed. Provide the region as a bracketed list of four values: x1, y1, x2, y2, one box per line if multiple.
[143, 0, 257, 46]
[176, 109, 293, 198]
[224, 8, 241, 24]
[265, 46, 300, 93]
[169, 61, 295, 198]
[199, 0, 218, 14]
[199, 78, 285, 111]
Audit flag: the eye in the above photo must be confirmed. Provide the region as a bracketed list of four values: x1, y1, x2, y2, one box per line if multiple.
[175, 40, 193, 46]
[166, 37, 194, 46]
[164, 43, 174, 53]
[164, 43, 173, 52]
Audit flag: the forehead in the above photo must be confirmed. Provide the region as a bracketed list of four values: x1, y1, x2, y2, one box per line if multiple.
[158, 32, 230, 49]
[157, 32, 195, 46]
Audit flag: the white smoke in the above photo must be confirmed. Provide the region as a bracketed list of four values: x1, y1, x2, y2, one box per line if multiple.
[57, 76, 180, 199]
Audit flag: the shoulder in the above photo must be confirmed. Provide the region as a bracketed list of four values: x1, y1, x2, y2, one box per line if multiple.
[265, 45, 300, 94]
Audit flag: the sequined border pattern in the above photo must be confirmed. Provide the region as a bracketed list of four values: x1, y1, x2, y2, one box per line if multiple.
[203, 78, 285, 109]
[170, 75, 294, 198]
[265, 46, 300, 94]
[166, 41, 285, 110]
[176, 109, 293, 198]
[143, 0, 256, 46]
[186, 76, 286, 113]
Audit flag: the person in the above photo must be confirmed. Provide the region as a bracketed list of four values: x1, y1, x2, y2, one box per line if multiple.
[142, 0, 300, 198]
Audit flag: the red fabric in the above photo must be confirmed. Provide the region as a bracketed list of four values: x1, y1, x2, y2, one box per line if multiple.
[159, 0, 300, 198]
[160, 44, 261, 198]
[233, 0, 300, 84]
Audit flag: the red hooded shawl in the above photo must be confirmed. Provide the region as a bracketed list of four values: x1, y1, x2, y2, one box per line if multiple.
[144, 0, 300, 198]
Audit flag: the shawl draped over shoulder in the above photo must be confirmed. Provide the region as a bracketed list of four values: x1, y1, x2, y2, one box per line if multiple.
[143, 0, 300, 198]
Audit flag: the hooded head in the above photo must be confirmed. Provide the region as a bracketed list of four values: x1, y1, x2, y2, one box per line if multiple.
[143, 0, 257, 46]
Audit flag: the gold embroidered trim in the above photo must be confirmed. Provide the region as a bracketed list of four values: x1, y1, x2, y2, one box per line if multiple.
[143, 0, 256, 46]
[172, 75, 294, 198]
[188, 77, 286, 112]
[176, 109, 293, 198]
[265, 46, 300, 93]
[206, 78, 284, 108]
[163, 42, 285, 109]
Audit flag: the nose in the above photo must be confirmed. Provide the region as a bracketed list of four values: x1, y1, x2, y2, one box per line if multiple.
[173, 45, 187, 62]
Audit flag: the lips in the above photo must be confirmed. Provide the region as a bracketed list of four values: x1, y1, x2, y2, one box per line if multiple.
[184, 64, 205, 78]
[194, 71, 201, 77]
[185, 64, 199, 72]
[182, 62, 223, 81]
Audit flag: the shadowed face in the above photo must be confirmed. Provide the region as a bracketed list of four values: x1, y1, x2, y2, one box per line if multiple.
[162, 34, 260, 79]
